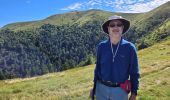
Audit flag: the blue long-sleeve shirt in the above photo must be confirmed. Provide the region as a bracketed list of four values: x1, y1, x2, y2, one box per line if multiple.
[94, 38, 140, 94]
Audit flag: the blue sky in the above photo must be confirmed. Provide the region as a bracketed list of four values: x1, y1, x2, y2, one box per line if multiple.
[0, 0, 169, 28]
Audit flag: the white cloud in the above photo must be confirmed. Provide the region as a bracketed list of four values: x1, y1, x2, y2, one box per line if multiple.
[60, 0, 170, 13]
[115, 0, 125, 5]
[61, 0, 104, 10]
[104, 0, 124, 7]
[138, 0, 145, 1]
[123, 0, 170, 13]
[125, 0, 137, 4]
[61, 3, 83, 10]
[86, 0, 102, 6]
[104, 0, 114, 6]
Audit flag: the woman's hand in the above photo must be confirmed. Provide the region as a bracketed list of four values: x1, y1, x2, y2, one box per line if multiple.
[89, 88, 95, 100]
[89, 89, 93, 98]
[129, 94, 136, 100]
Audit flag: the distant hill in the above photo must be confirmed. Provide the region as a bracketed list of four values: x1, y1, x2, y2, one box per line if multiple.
[0, 39, 170, 99]
[1, 2, 170, 45]
[0, 1, 169, 79]
[127, 1, 170, 46]
[1, 9, 139, 31]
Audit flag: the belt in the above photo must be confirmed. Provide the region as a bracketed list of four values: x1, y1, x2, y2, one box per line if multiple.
[98, 80, 120, 87]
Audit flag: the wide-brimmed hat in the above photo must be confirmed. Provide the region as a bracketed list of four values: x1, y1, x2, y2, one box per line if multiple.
[102, 15, 130, 34]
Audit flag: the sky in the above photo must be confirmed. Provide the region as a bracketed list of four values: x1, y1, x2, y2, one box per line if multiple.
[0, 0, 169, 28]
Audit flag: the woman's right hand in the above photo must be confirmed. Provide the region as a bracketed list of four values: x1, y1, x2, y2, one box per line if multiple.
[89, 88, 95, 99]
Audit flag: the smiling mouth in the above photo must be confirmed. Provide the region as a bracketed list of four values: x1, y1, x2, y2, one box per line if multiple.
[112, 29, 119, 32]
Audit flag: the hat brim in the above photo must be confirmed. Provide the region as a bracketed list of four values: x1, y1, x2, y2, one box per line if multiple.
[102, 19, 130, 34]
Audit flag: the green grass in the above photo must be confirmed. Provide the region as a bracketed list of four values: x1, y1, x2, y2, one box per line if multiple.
[0, 39, 170, 100]
[138, 39, 170, 76]
[0, 65, 94, 100]
[138, 67, 170, 100]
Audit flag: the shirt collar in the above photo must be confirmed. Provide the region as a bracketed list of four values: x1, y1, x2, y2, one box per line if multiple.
[108, 37, 123, 46]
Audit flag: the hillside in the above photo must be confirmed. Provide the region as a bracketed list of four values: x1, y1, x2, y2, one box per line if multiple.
[125, 1, 170, 44]
[1, 2, 169, 44]
[1, 9, 139, 31]
[139, 18, 170, 46]
[0, 39, 170, 100]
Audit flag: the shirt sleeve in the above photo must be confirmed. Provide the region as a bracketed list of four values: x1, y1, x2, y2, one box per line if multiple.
[93, 43, 101, 83]
[129, 43, 140, 95]
[92, 43, 102, 95]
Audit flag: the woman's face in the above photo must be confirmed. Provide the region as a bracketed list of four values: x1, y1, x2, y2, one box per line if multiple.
[108, 20, 124, 39]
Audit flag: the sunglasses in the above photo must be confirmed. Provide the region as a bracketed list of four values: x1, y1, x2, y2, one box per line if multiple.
[109, 24, 123, 27]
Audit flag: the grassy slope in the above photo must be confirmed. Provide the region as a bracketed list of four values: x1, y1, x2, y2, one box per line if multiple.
[131, 1, 170, 26]
[0, 39, 170, 100]
[142, 18, 170, 45]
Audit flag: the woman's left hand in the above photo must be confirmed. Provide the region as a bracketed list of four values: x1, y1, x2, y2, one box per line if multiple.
[129, 94, 136, 100]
